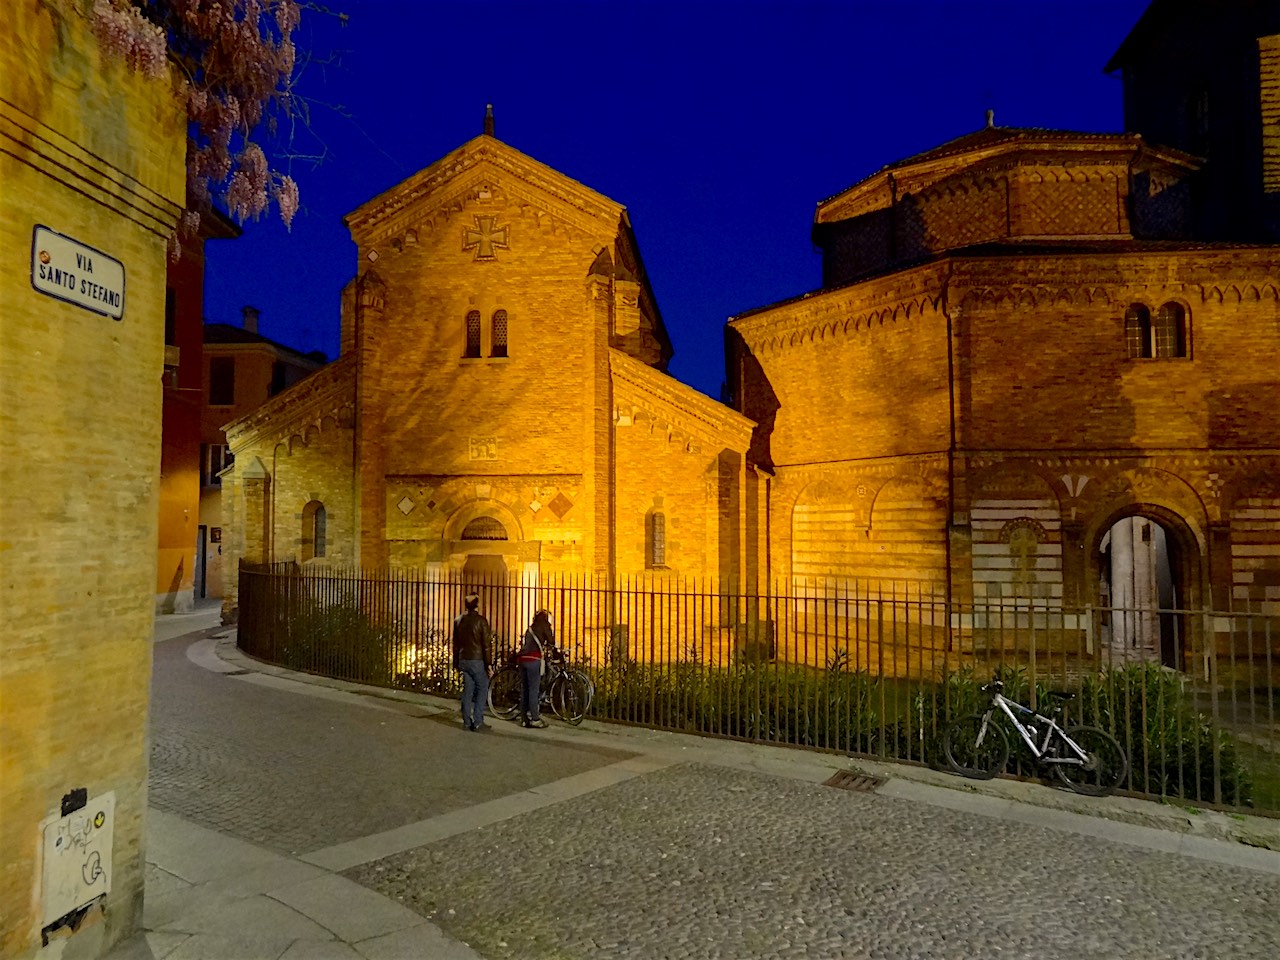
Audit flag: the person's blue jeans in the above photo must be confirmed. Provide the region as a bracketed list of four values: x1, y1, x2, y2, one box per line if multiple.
[459, 660, 488, 729]
[520, 660, 542, 721]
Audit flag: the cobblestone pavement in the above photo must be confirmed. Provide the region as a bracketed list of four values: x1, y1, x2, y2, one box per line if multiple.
[149, 635, 632, 855]
[348, 763, 1280, 960]
[152, 632, 1280, 959]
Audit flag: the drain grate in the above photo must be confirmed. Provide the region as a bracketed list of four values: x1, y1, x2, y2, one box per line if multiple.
[221, 669, 250, 676]
[824, 770, 884, 792]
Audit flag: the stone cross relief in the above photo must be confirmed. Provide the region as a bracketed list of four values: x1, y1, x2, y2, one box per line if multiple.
[463, 215, 509, 260]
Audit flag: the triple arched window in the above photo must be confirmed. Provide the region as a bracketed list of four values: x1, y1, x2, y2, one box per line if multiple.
[463, 309, 510, 359]
[1125, 302, 1189, 359]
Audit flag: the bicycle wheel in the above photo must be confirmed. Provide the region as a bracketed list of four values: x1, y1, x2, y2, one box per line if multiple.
[550, 671, 591, 725]
[487, 665, 522, 721]
[1055, 726, 1129, 797]
[574, 669, 596, 704]
[943, 713, 1009, 780]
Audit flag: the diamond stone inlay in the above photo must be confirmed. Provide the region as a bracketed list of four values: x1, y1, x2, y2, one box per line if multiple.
[548, 492, 573, 519]
[529, 500, 542, 513]
[397, 496, 415, 516]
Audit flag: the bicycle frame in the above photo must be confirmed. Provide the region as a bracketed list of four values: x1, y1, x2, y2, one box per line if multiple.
[983, 692, 1089, 768]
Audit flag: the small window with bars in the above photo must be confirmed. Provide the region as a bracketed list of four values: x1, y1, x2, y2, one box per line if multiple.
[1125, 304, 1152, 359]
[302, 501, 327, 560]
[648, 511, 666, 568]
[1154, 302, 1188, 358]
[461, 516, 508, 540]
[464, 310, 482, 358]
[491, 309, 508, 358]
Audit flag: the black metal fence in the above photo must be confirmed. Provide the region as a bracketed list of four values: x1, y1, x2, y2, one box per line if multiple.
[238, 562, 1279, 814]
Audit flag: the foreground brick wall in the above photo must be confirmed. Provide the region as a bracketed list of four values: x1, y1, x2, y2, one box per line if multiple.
[0, 2, 184, 956]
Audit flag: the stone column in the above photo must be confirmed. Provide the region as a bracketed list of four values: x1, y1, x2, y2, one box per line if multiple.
[583, 263, 614, 578]
[354, 270, 387, 569]
[240, 457, 272, 565]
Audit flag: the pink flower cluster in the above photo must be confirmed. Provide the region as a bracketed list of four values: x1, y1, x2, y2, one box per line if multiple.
[91, 0, 168, 80]
[90, 0, 304, 240]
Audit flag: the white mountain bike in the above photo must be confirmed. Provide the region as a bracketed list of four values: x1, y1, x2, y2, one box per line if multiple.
[943, 678, 1129, 797]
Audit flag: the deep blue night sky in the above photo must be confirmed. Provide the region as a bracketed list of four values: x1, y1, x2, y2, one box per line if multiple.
[204, 0, 1152, 398]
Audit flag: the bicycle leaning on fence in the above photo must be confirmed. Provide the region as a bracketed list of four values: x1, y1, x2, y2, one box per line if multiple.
[487, 646, 594, 725]
[942, 678, 1129, 797]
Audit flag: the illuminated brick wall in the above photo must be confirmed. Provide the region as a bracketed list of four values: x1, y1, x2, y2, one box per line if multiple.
[221, 135, 751, 611]
[731, 242, 1280, 621]
[0, 1, 184, 955]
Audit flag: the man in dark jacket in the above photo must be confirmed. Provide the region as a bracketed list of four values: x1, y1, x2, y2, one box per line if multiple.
[452, 593, 492, 731]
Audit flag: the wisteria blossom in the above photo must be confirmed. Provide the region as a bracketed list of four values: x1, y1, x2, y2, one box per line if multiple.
[89, 0, 304, 245]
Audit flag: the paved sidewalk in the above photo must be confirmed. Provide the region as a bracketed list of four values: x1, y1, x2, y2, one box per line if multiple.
[108, 605, 1280, 959]
[110, 604, 484, 960]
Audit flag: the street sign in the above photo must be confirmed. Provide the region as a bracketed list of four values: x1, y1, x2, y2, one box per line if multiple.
[31, 225, 126, 320]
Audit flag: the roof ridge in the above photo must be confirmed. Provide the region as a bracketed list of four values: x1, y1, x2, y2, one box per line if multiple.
[816, 125, 1140, 210]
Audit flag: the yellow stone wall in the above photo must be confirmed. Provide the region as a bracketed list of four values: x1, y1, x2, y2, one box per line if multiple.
[0, 1, 184, 956]
[734, 262, 953, 469]
[265, 421, 357, 566]
[1264, 34, 1280, 199]
[613, 416, 731, 580]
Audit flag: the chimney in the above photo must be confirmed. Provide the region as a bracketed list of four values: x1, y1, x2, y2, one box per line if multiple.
[986, 108, 995, 128]
[484, 103, 494, 138]
[242, 305, 259, 334]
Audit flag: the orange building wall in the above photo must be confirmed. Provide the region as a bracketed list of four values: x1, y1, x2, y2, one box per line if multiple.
[156, 244, 209, 612]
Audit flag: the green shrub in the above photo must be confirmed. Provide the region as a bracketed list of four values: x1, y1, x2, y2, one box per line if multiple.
[394, 627, 460, 698]
[1077, 664, 1254, 807]
[283, 598, 396, 686]
[591, 660, 891, 752]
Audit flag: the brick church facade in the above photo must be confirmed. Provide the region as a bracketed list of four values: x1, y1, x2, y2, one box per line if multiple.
[220, 112, 755, 620]
[728, 122, 1280, 668]
[222, 2, 1280, 674]
[726, 0, 1280, 670]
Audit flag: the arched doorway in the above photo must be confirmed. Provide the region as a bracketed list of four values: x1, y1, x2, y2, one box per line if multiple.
[460, 518, 514, 640]
[1097, 511, 1193, 669]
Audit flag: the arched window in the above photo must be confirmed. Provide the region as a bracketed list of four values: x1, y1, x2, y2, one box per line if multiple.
[464, 310, 482, 358]
[491, 309, 508, 358]
[461, 516, 508, 540]
[1125, 304, 1152, 358]
[1154, 302, 1188, 358]
[301, 501, 326, 561]
[647, 511, 666, 568]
